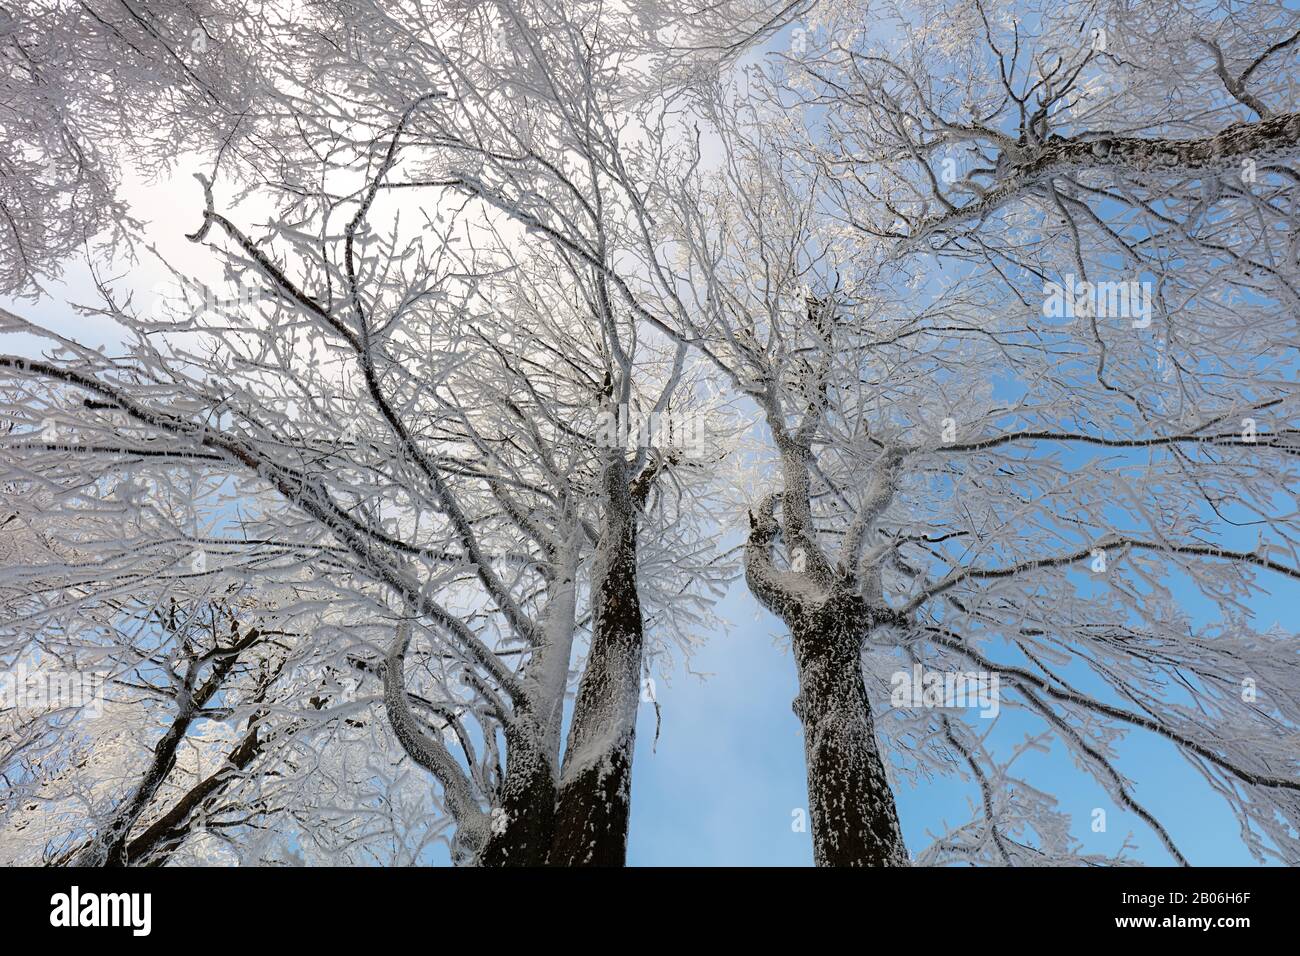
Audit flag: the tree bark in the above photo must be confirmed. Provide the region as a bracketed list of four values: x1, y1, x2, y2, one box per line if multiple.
[479, 718, 556, 866]
[790, 600, 908, 867]
[548, 455, 642, 866]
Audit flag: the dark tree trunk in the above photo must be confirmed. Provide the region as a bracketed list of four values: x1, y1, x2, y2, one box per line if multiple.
[479, 720, 556, 867]
[548, 455, 642, 866]
[790, 600, 908, 867]
[548, 743, 633, 866]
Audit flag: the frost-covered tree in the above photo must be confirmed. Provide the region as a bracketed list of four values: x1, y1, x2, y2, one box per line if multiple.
[0, 472, 451, 867]
[655, 0, 1300, 864]
[0, 0, 734, 865]
[3, 0, 1298, 871]
[0, 0, 274, 297]
[0, 190, 725, 869]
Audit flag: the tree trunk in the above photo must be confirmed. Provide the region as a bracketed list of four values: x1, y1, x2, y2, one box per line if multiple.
[548, 742, 634, 866]
[480, 546, 578, 866]
[791, 602, 908, 867]
[548, 456, 642, 866]
[479, 720, 556, 866]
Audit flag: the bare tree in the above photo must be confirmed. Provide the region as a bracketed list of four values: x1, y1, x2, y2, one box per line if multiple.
[3, 0, 1296, 871]
[656, 0, 1300, 864]
[0, 1, 732, 861]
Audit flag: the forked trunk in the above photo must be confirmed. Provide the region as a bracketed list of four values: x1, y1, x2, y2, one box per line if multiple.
[72, 638, 253, 867]
[124, 721, 263, 866]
